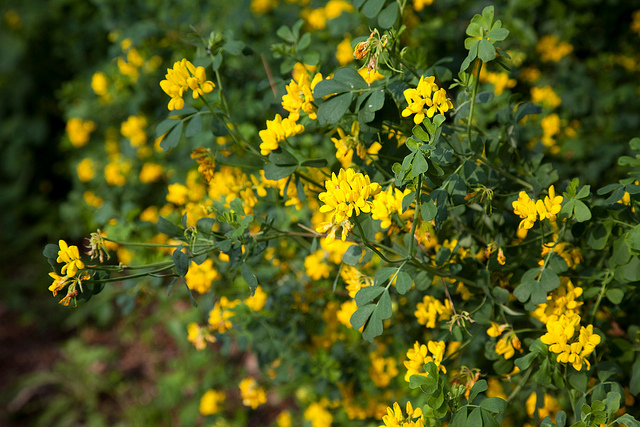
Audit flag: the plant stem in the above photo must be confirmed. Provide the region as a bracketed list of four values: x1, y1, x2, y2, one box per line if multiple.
[467, 60, 482, 148]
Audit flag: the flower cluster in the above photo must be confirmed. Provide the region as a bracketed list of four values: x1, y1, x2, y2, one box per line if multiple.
[404, 341, 446, 382]
[536, 35, 573, 62]
[239, 377, 267, 409]
[199, 389, 225, 415]
[401, 76, 453, 125]
[487, 322, 522, 359]
[160, 58, 215, 110]
[379, 401, 424, 427]
[66, 118, 96, 148]
[281, 68, 322, 121]
[540, 313, 601, 370]
[48, 240, 87, 306]
[511, 185, 563, 234]
[332, 121, 382, 168]
[414, 295, 452, 329]
[258, 113, 305, 156]
[316, 168, 381, 243]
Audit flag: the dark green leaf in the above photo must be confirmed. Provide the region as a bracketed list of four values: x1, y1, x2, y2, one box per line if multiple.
[350, 303, 375, 330]
[402, 191, 416, 213]
[481, 409, 501, 427]
[269, 149, 298, 166]
[333, 67, 368, 90]
[420, 194, 437, 221]
[172, 249, 190, 277]
[395, 271, 412, 295]
[156, 118, 181, 138]
[631, 357, 640, 396]
[573, 200, 592, 222]
[587, 222, 611, 250]
[450, 407, 468, 427]
[435, 246, 451, 266]
[468, 408, 482, 427]
[276, 25, 295, 43]
[364, 88, 385, 112]
[43, 243, 59, 259]
[241, 263, 258, 296]
[375, 289, 393, 320]
[301, 158, 328, 168]
[412, 151, 428, 177]
[374, 267, 396, 286]
[160, 120, 183, 151]
[355, 286, 385, 306]
[362, 316, 383, 342]
[264, 163, 297, 180]
[185, 113, 203, 137]
[313, 79, 350, 98]
[469, 379, 488, 402]
[342, 245, 363, 266]
[317, 93, 353, 125]
[625, 224, 640, 254]
[196, 217, 216, 234]
[606, 288, 624, 304]
[515, 102, 542, 122]
[158, 216, 184, 237]
[378, 3, 398, 28]
[515, 352, 537, 371]
[184, 281, 198, 307]
[362, 0, 385, 19]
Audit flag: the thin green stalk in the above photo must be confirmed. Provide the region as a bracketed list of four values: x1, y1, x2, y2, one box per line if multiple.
[467, 60, 482, 148]
[90, 264, 175, 283]
[353, 216, 406, 264]
[390, 51, 421, 79]
[506, 366, 533, 403]
[408, 175, 422, 257]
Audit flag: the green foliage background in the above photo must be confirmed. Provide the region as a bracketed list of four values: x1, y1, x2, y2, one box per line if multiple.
[1, 0, 639, 426]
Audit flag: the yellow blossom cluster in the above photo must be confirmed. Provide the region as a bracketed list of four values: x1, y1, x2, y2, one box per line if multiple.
[66, 118, 96, 148]
[512, 185, 563, 233]
[48, 240, 87, 306]
[91, 71, 110, 102]
[341, 264, 374, 297]
[199, 389, 225, 415]
[304, 249, 331, 280]
[371, 185, 414, 230]
[369, 352, 399, 388]
[530, 85, 562, 109]
[160, 58, 215, 110]
[533, 278, 583, 324]
[77, 158, 96, 182]
[250, 0, 278, 14]
[139, 162, 164, 183]
[120, 115, 147, 147]
[281, 68, 322, 121]
[332, 121, 382, 168]
[479, 68, 516, 95]
[536, 35, 573, 62]
[258, 113, 305, 156]
[540, 113, 560, 151]
[404, 340, 446, 382]
[316, 168, 381, 243]
[414, 295, 453, 328]
[304, 401, 334, 426]
[487, 322, 522, 359]
[239, 377, 267, 409]
[187, 322, 216, 350]
[301, 0, 353, 30]
[336, 37, 354, 66]
[185, 258, 220, 294]
[208, 296, 240, 333]
[401, 76, 453, 125]
[191, 147, 216, 182]
[379, 401, 425, 427]
[336, 299, 359, 327]
[104, 157, 132, 186]
[412, 0, 434, 12]
[540, 313, 601, 370]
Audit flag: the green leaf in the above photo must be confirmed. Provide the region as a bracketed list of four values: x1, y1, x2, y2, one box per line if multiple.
[173, 249, 190, 277]
[185, 113, 203, 137]
[402, 191, 416, 213]
[160, 120, 183, 151]
[480, 397, 507, 414]
[264, 163, 297, 180]
[313, 79, 350, 98]
[604, 392, 621, 418]
[317, 93, 353, 125]
[301, 158, 328, 168]
[482, 6, 495, 25]
[355, 286, 385, 306]
[395, 271, 412, 295]
[625, 224, 640, 254]
[378, 3, 398, 28]
[469, 379, 488, 402]
[569, 372, 587, 393]
[342, 245, 363, 266]
[184, 281, 198, 307]
[333, 67, 368, 90]
[229, 198, 245, 215]
[515, 352, 538, 371]
[460, 46, 477, 72]
[158, 216, 184, 237]
[487, 27, 509, 41]
[362, 316, 383, 342]
[350, 303, 375, 330]
[587, 222, 612, 250]
[466, 22, 483, 37]
[478, 39, 497, 62]
[435, 246, 451, 266]
[606, 288, 624, 304]
[468, 408, 482, 427]
[196, 217, 216, 234]
[631, 358, 640, 396]
[515, 102, 543, 122]
[573, 200, 592, 222]
[481, 409, 501, 427]
[276, 25, 295, 43]
[43, 243, 59, 259]
[409, 374, 429, 389]
[412, 152, 428, 177]
[375, 289, 392, 320]
[362, 0, 385, 18]
[156, 118, 181, 138]
[374, 267, 397, 286]
[241, 263, 258, 296]
[364, 88, 385, 112]
[450, 407, 468, 427]
[615, 414, 640, 427]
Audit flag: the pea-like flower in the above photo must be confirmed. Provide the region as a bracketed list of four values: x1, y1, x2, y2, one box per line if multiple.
[57, 239, 85, 277]
[160, 59, 215, 111]
[401, 76, 453, 125]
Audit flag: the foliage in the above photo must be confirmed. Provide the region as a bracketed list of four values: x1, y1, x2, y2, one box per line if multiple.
[5, 0, 640, 425]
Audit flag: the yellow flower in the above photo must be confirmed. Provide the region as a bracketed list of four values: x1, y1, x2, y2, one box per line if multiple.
[401, 76, 453, 125]
[187, 322, 215, 351]
[276, 410, 292, 427]
[160, 58, 215, 111]
[77, 158, 96, 182]
[258, 114, 305, 156]
[380, 401, 424, 427]
[369, 353, 399, 388]
[404, 340, 446, 382]
[208, 296, 240, 333]
[185, 259, 220, 294]
[281, 71, 322, 121]
[540, 114, 560, 147]
[371, 186, 414, 230]
[250, 0, 278, 14]
[512, 191, 537, 230]
[413, 0, 434, 12]
[239, 377, 267, 409]
[57, 240, 85, 277]
[66, 118, 96, 148]
[199, 389, 226, 415]
[495, 331, 522, 359]
[537, 185, 563, 221]
[336, 299, 359, 328]
[48, 272, 71, 297]
[304, 402, 333, 427]
[244, 285, 267, 311]
[120, 115, 147, 147]
[324, 0, 353, 19]
[304, 249, 331, 280]
[482, 71, 516, 95]
[526, 392, 560, 421]
[540, 313, 600, 371]
[91, 71, 110, 101]
[336, 37, 354, 66]
[487, 321, 507, 337]
[104, 158, 131, 186]
[531, 85, 561, 109]
[358, 67, 385, 85]
[139, 162, 164, 183]
[83, 191, 104, 208]
[414, 295, 452, 328]
[536, 35, 573, 62]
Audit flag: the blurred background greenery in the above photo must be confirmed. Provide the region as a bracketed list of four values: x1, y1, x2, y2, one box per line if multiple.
[1, 0, 639, 425]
